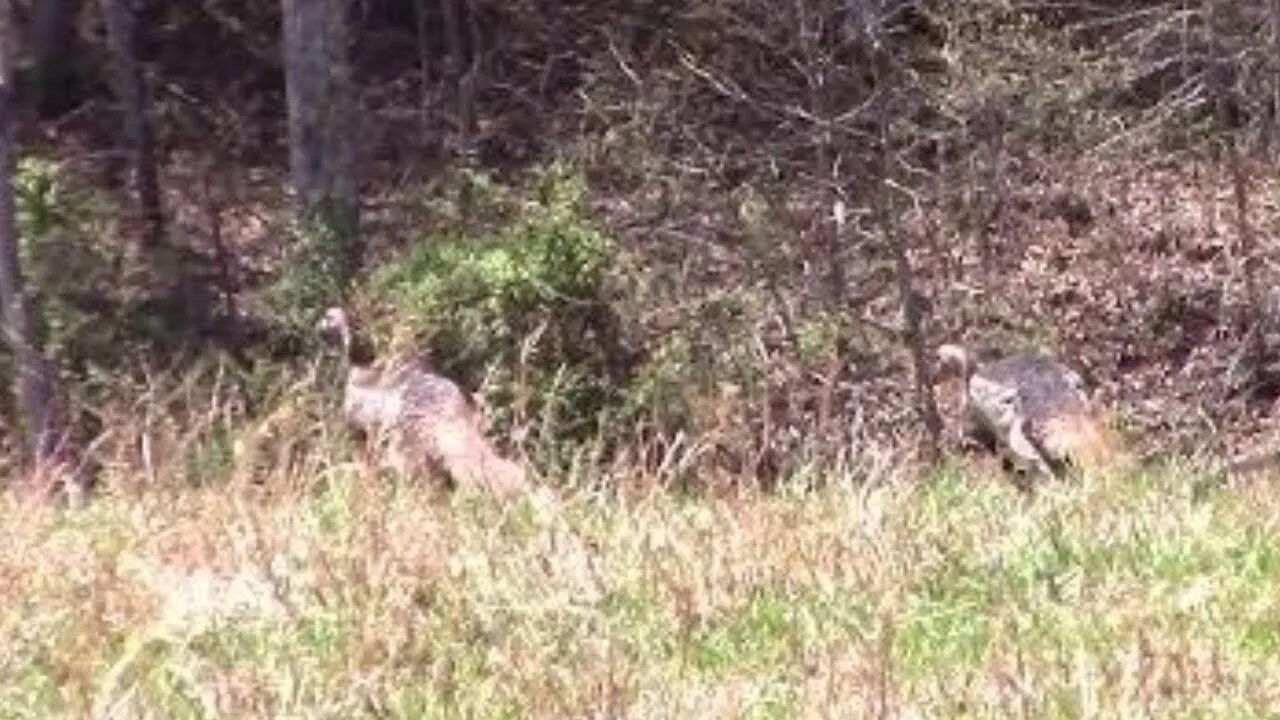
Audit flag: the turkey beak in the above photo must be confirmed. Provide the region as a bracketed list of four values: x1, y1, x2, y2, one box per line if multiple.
[315, 312, 345, 347]
[315, 316, 335, 342]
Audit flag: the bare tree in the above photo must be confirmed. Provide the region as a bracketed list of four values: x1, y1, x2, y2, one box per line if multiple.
[883, 190, 943, 465]
[649, 0, 955, 468]
[281, 0, 361, 296]
[439, 0, 477, 158]
[0, 0, 69, 489]
[98, 0, 164, 249]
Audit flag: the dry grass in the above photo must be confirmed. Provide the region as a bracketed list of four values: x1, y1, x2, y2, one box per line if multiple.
[5, 413, 1280, 720]
[0, 363, 1277, 718]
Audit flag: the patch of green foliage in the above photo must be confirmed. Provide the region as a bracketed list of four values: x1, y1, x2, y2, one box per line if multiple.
[264, 198, 361, 332]
[13, 156, 118, 371]
[8, 155, 237, 410]
[622, 288, 764, 445]
[372, 163, 628, 466]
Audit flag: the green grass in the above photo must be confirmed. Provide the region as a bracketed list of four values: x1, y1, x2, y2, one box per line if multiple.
[4, 465, 1280, 718]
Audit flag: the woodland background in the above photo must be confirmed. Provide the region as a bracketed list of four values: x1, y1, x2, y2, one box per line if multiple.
[7, 0, 1280, 489]
[10, 3, 1280, 717]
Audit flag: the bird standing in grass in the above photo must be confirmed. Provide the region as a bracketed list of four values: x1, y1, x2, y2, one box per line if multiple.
[936, 343, 1121, 482]
[316, 307, 530, 498]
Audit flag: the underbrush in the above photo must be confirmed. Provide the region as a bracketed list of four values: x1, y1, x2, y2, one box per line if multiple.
[3, 452, 1280, 718]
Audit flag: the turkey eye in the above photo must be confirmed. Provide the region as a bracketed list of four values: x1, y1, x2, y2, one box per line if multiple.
[997, 389, 1019, 409]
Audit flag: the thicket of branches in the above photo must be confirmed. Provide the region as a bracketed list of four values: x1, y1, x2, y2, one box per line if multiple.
[7, 0, 1280, 494]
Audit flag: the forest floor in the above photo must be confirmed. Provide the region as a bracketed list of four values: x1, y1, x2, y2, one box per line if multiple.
[915, 149, 1280, 465]
[24, 106, 1280, 469]
[5, 460, 1280, 719]
[160, 143, 1280, 464]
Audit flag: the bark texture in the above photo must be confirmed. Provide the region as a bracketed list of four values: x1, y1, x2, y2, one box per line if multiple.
[28, 0, 88, 115]
[282, 0, 361, 289]
[99, 0, 164, 249]
[0, 0, 72, 496]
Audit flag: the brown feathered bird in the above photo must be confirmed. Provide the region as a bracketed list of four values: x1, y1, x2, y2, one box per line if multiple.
[936, 343, 1121, 481]
[317, 307, 530, 497]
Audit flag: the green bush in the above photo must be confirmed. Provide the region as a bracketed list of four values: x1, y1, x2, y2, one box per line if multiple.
[624, 289, 763, 434]
[372, 164, 630, 464]
[261, 198, 362, 337]
[12, 156, 119, 370]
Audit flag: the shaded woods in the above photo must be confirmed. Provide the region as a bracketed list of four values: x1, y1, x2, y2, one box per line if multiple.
[7, 0, 1280, 494]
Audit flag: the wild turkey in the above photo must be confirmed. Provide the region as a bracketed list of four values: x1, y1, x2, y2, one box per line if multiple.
[316, 307, 530, 497]
[936, 343, 1120, 480]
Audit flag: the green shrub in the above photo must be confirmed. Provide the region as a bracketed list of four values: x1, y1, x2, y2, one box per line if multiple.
[372, 164, 631, 466]
[261, 199, 361, 335]
[623, 289, 763, 435]
[12, 156, 119, 371]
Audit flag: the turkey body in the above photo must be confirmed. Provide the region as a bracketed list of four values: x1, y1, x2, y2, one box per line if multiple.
[940, 345, 1119, 480]
[320, 308, 530, 497]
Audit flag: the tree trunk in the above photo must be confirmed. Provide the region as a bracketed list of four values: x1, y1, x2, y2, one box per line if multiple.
[98, 0, 164, 249]
[866, 30, 943, 467]
[796, 0, 849, 454]
[281, 0, 361, 295]
[885, 200, 943, 467]
[440, 0, 476, 158]
[1270, 0, 1280, 155]
[28, 0, 88, 116]
[0, 0, 70, 492]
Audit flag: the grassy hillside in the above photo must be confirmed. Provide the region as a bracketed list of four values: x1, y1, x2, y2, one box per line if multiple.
[5, 462, 1280, 719]
[11, 4, 1280, 715]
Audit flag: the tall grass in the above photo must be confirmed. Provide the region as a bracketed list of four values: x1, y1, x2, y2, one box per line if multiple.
[3, 372, 1280, 719]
